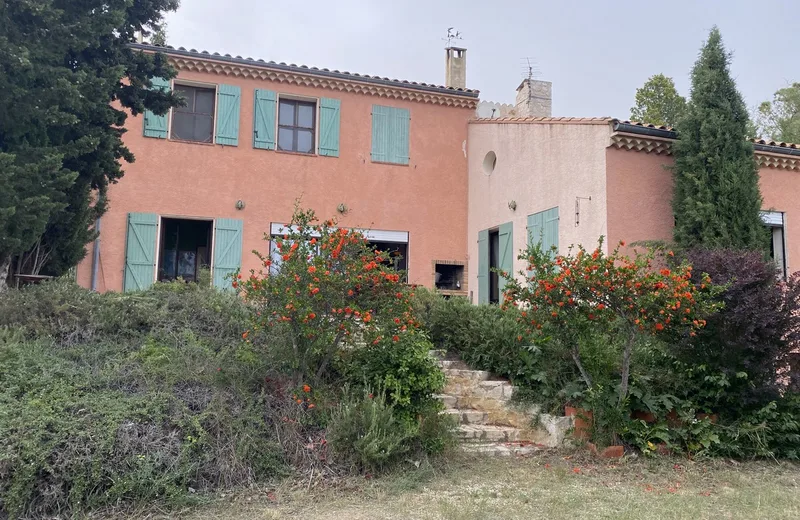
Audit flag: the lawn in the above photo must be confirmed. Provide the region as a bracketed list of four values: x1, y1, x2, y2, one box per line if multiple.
[125, 452, 800, 520]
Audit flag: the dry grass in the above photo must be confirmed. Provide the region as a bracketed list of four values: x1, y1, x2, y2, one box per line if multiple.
[110, 452, 800, 520]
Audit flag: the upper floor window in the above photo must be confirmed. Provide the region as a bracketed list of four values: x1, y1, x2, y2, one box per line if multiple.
[172, 85, 215, 143]
[278, 99, 316, 153]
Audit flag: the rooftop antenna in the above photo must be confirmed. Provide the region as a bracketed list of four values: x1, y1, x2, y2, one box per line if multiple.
[521, 57, 542, 81]
[443, 27, 463, 47]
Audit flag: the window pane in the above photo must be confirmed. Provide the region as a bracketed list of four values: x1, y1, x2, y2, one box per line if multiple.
[174, 86, 195, 113]
[297, 130, 313, 153]
[194, 114, 214, 143]
[278, 127, 294, 151]
[279, 101, 295, 126]
[194, 89, 215, 115]
[172, 112, 194, 140]
[297, 103, 315, 128]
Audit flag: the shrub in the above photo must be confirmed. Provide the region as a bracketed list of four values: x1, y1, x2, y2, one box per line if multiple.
[679, 249, 800, 410]
[326, 388, 417, 472]
[341, 329, 445, 422]
[0, 281, 284, 519]
[503, 238, 719, 406]
[238, 208, 419, 386]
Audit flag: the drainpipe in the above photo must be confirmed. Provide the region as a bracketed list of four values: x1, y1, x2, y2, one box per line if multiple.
[91, 215, 101, 292]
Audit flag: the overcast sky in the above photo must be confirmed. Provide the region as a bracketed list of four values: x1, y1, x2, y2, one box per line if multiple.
[164, 0, 798, 118]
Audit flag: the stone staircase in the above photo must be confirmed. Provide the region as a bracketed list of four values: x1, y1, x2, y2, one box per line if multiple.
[431, 350, 573, 456]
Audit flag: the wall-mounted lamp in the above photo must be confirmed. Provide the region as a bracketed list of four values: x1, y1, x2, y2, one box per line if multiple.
[235, 200, 245, 210]
[337, 203, 348, 214]
[508, 200, 517, 211]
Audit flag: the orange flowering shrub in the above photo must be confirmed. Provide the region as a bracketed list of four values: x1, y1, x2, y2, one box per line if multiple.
[237, 208, 422, 388]
[502, 238, 720, 404]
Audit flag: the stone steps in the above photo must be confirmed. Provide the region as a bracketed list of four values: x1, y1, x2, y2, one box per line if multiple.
[431, 349, 572, 454]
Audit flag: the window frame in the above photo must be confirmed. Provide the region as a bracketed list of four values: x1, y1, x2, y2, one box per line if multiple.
[168, 80, 219, 144]
[276, 94, 319, 155]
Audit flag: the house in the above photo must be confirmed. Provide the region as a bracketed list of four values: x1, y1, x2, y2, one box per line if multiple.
[468, 109, 800, 304]
[76, 45, 478, 293]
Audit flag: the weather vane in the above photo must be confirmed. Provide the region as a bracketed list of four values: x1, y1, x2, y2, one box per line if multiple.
[443, 27, 462, 47]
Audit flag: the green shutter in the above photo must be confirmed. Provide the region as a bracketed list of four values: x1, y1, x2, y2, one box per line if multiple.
[253, 89, 276, 150]
[213, 218, 243, 290]
[123, 213, 158, 292]
[528, 207, 559, 258]
[371, 105, 410, 165]
[477, 229, 489, 304]
[498, 222, 514, 294]
[319, 97, 341, 157]
[543, 207, 560, 257]
[215, 84, 241, 146]
[143, 77, 170, 139]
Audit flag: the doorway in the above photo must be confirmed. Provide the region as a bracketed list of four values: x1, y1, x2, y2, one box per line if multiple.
[488, 229, 500, 304]
[158, 218, 212, 283]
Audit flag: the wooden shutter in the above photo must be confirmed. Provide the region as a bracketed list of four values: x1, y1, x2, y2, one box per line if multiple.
[498, 222, 514, 294]
[213, 218, 243, 290]
[253, 89, 277, 150]
[215, 84, 241, 146]
[371, 105, 390, 163]
[543, 207, 560, 258]
[123, 213, 158, 292]
[143, 77, 170, 139]
[371, 105, 410, 165]
[477, 229, 489, 304]
[527, 212, 544, 248]
[318, 97, 341, 157]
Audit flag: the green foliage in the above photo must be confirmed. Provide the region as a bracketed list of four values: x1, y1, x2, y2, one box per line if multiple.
[239, 207, 418, 385]
[326, 388, 418, 472]
[630, 73, 687, 127]
[714, 396, 800, 460]
[0, 0, 183, 282]
[342, 330, 445, 423]
[756, 82, 800, 143]
[0, 281, 285, 519]
[672, 27, 768, 251]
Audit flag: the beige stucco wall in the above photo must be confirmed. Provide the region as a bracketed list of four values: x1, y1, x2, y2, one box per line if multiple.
[466, 121, 612, 301]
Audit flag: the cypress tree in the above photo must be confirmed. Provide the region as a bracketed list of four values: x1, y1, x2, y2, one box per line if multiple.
[0, 0, 182, 288]
[673, 27, 768, 251]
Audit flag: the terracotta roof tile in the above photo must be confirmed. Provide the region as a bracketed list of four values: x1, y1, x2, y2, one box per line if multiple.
[132, 43, 479, 97]
[471, 116, 612, 124]
[751, 138, 800, 150]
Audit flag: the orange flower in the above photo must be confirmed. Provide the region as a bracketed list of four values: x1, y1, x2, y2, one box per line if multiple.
[655, 323, 664, 331]
[310, 287, 320, 295]
[308, 403, 316, 409]
[310, 237, 317, 245]
[573, 467, 581, 474]
[362, 312, 372, 323]
[348, 289, 354, 296]
[597, 303, 605, 310]
[242, 331, 249, 339]
[303, 384, 311, 393]
[308, 266, 317, 273]
[392, 335, 400, 342]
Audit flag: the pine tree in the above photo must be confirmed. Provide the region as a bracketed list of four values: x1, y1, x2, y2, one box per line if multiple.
[672, 27, 768, 251]
[0, 0, 183, 289]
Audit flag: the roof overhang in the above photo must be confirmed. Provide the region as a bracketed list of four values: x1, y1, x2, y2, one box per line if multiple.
[132, 43, 479, 109]
[609, 119, 800, 171]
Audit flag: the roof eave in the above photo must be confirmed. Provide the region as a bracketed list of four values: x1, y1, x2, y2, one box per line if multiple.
[131, 43, 479, 99]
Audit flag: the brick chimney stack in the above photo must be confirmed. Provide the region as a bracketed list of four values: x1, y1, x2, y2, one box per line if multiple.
[445, 47, 467, 89]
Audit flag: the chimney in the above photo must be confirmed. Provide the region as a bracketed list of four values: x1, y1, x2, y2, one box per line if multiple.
[514, 78, 552, 117]
[445, 47, 467, 89]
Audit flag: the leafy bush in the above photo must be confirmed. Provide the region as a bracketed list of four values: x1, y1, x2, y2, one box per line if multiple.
[341, 329, 445, 422]
[326, 387, 455, 472]
[0, 281, 284, 519]
[679, 248, 800, 409]
[326, 388, 418, 472]
[238, 208, 421, 386]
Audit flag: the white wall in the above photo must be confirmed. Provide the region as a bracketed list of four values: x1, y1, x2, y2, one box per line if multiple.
[467, 121, 611, 302]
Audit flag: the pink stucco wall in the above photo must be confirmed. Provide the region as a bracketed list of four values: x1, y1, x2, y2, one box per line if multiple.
[77, 64, 472, 292]
[607, 147, 800, 273]
[467, 120, 611, 299]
